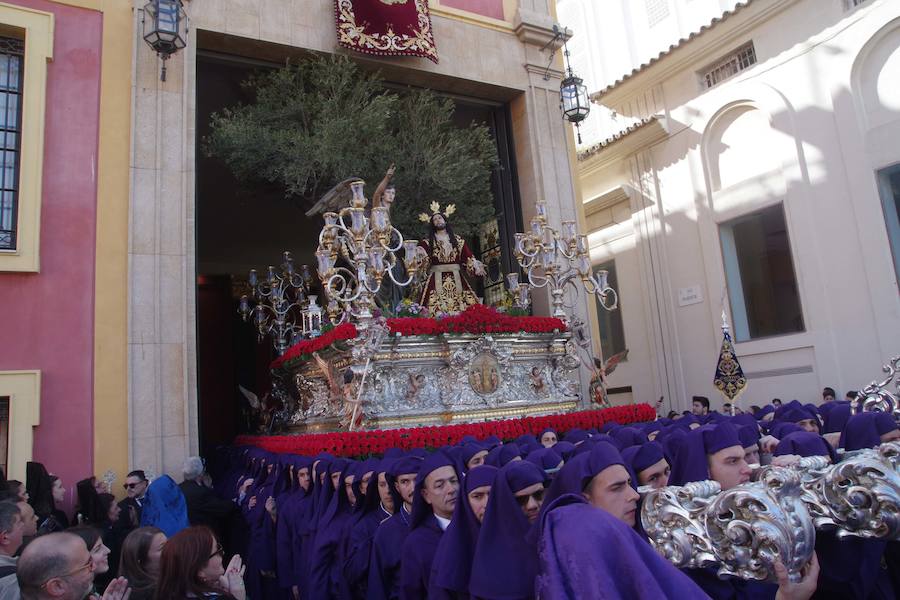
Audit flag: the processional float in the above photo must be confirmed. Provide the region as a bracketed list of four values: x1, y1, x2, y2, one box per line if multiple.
[238, 177, 618, 432]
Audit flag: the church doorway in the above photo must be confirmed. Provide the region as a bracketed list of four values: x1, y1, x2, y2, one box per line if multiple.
[194, 41, 522, 454]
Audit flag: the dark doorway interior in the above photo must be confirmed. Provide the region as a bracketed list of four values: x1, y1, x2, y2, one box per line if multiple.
[194, 49, 522, 453]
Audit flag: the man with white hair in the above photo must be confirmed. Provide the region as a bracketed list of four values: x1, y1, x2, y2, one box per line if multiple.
[178, 455, 235, 541]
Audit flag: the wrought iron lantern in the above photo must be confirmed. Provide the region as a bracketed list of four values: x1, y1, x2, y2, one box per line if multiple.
[142, 0, 188, 81]
[559, 45, 590, 143]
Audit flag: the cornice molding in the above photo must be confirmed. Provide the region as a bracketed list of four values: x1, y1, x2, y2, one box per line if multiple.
[592, 0, 799, 110]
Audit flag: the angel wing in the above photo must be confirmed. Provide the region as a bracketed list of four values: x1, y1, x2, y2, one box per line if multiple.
[305, 177, 364, 217]
[238, 385, 260, 410]
[602, 349, 629, 376]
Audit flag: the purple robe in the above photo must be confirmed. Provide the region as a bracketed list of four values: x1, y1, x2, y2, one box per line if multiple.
[368, 456, 423, 600]
[368, 506, 412, 600]
[400, 515, 443, 599]
[841, 411, 898, 451]
[469, 461, 546, 600]
[400, 451, 459, 599]
[669, 422, 742, 486]
[309, 460, 359, 600]
[536, 494, 711, 599]
[611, 426, 648, 449]
[773, 432, 837, 463]
[822, 402, 852, 434]
[242, 465, 281, 600]
[341, 458, 396, 600]
[525, 448, 564, 478]
[429, 465, 498, 600]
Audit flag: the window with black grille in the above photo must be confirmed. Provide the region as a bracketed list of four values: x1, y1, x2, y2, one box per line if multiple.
[700, 42, 757, 89]
[0, 36, 24, 251]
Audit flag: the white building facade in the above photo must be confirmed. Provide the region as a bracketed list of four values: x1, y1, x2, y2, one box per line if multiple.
[558, 0, 900, 413]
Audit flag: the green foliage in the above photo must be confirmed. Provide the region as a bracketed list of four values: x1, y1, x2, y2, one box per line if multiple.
[205, 55, 499, 238]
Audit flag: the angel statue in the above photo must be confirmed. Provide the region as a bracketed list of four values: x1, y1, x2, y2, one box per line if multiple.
[588, 349, 628, 407]
[304, 164, 396, 217]
[416, 202, 486, 314]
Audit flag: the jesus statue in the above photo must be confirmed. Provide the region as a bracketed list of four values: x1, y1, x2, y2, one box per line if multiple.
[416, 202, 486, 314]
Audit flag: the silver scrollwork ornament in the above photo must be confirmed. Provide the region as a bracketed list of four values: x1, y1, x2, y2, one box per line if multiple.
[643, 473, 815, 582]
[851, 355, 900, 421]
[641, 480, 720, 570]
[706, 466, 815, 582]
[793, 442, 900, 540]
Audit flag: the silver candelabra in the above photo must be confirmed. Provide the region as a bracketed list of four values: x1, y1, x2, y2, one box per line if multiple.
[238, 251, 320, 355]
[510, 200, 618, 319]
[314, 180, 418, 329]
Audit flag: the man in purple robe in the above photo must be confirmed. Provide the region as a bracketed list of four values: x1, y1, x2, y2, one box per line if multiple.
[399, 451, 460, 599]
[469, 460, 547, 600]
[275, 456, 312, 597]
[622, 441, 669, 491]
[368, 456, 422, 600]
[309, 460, 360, 599]
[342, 457, 396, 600]
[429, 464, 497, 600]
[544, 441, 638, 527]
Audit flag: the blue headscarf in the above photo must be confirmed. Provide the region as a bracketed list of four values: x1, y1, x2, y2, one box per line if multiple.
[140, 475, 189, 537]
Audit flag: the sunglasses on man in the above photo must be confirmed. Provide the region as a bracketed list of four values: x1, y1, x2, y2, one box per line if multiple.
[514, 487, 546, 507]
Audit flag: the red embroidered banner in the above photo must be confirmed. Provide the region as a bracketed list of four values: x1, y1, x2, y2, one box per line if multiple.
[335, 0, 438, 63]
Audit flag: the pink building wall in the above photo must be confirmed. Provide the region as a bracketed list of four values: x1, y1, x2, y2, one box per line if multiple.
[441, 0, 504, 21]
[0, 0, 101, 511]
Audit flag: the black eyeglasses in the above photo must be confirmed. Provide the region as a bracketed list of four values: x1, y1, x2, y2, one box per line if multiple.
[515, 488, 545, 507]
[209, 543, 224, 560]
[123, 481, 145, 490]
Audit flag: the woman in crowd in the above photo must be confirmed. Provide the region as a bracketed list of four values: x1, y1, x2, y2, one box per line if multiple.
[95, 492, 128, 590]
[119, 526, 167, 600]
[154, 525, 245, 600]
[26, 461, 69, 533]
[68, 525, 112, 598]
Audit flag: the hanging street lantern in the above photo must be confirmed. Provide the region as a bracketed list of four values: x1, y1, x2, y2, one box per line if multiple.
[142, 0, 188, 82]
[559, 42, 590, 144]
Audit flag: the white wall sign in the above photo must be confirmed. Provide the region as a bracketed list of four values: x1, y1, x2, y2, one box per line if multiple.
[678, 285, 704, 307]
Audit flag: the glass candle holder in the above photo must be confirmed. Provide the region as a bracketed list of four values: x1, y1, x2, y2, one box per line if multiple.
[350, 181, 367, 208]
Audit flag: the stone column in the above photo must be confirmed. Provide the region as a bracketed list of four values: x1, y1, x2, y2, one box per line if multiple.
[512, 2, 594, 405]
[128, 0, 198, 478]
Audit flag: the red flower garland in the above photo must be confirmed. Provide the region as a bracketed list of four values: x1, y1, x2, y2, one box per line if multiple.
[234, 404, 656, 458]
[270, 323, 358, 369]
[272, 306, 568, 369]
[387, 304, 567, 337]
